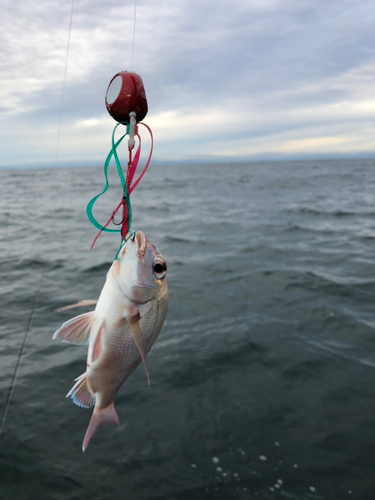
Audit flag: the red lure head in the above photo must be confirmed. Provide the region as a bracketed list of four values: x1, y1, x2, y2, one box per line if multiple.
[105, 71, 148, 124]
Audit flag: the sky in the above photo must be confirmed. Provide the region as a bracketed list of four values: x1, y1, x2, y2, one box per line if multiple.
[1, 0, 374, 167]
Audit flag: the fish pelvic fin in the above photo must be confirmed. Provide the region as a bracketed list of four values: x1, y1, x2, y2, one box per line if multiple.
[82, 403, 119, 452]
[66, 373, 95, 408]
[127, 313, 151, 387]
[53, 311, 96, 345]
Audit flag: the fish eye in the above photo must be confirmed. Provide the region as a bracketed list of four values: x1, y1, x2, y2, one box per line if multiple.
[154, 263, 164, 273]
[153, 259, 167, 280]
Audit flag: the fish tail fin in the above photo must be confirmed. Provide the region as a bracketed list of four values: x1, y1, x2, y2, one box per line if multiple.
[66, 373, 95, 408]
[82, 403, 119, 452]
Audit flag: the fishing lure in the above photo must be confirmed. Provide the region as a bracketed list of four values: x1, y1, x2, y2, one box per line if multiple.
[87, 70, 154, 250]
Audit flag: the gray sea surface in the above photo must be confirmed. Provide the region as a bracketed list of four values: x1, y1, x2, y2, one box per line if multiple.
[0, 159, 375, 499]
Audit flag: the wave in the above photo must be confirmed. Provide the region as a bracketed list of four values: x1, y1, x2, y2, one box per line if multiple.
[284, 268, 375, 289]
[82, 262, 113, 274]
[294, 207, 375, 217]
[0, 258, 63, 272]
[164, 235, 193, 244]
[299, 337, 375, 370]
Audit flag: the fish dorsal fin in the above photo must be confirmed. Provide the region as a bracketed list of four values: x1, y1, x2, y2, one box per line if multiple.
[55, 300, 98, 312]
[53, 312, 96, 345]
[127, 313, 151, 387]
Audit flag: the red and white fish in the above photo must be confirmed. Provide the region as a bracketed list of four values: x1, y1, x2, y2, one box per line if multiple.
[53, 231, 168, 451]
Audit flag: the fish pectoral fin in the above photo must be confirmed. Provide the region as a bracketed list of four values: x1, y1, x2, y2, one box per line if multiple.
[66, 372, 95, 408]
[55, 300, 98, 312]
[52, 311, 96, 345]
[127, 313, 151, 387]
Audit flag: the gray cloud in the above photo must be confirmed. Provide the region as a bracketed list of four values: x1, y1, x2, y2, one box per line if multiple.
[1, 0, 375, 166]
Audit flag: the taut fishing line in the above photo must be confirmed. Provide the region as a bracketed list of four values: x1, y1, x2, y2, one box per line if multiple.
[56, 0, 75, 163]
[0, 254, 50, 436]
[0, 0, 75, 435]
[130, 0, 137, 68]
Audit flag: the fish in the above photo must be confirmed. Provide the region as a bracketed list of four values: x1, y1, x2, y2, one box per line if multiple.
[53, 231, 169, 451]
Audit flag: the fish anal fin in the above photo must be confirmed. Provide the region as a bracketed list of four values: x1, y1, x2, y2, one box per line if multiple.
[127, 313, 150, 387]
[66, 373, 95, 408]
[53, 312, 95, 345]
[82, 403, 119, 452]
[92, 324, 103, 363]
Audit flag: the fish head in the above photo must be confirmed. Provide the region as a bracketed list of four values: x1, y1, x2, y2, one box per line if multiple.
[115, 231, 167, 304]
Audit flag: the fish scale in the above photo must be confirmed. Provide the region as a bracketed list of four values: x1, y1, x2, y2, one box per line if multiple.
[93, 301, 166, 405]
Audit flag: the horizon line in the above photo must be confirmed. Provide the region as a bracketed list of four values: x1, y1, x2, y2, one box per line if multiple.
[1, 153, 375, 171]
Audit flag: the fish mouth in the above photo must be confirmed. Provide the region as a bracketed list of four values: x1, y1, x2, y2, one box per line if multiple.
[121, 231, 147, 258]
[134, 231, 147, 256]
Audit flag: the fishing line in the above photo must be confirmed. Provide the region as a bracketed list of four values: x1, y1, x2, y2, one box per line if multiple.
[0, 254, 50, 437]
[0, 0, 74, 438]
[130, 0, 137, 68]
[56, 0, 75, 163]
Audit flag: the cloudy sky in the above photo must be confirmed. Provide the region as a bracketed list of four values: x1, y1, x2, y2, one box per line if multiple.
[1, 0, 374, 167]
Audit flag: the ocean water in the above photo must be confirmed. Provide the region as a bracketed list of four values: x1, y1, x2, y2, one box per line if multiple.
[0, 159, 375, 500]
